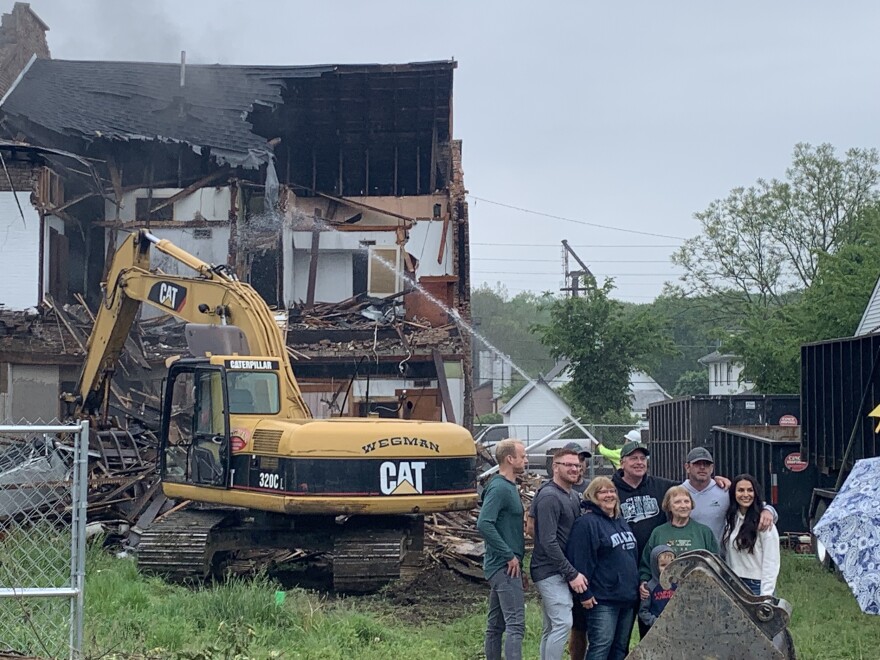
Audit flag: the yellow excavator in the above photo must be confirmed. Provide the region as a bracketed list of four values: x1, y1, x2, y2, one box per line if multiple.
[63, 229, 477, 591]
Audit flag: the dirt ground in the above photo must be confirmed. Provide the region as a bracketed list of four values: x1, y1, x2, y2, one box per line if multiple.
[269, 556, 491, 624]
[369, 563, 490, 624]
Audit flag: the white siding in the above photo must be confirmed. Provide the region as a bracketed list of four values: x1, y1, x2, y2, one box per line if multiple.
[290, 250, 353, 304]
[105, 187, 232, 222]
[706, 360, 752, 395]
[9, 364, 59, 422]
[856, 275, 880, 336]
[502, 383, 570, 441]
[407, 219, 453, 276]
[0, 193, 40, 309]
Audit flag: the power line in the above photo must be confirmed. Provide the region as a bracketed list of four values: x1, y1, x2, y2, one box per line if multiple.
[472, 271, 682, 276]
[472, 257, 673, 263]
[471, 242, 681, 248]
[468, 195, 687, 241]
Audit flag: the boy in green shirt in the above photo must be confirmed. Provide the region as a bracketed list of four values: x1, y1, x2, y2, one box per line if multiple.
[477, 439, 527, 660]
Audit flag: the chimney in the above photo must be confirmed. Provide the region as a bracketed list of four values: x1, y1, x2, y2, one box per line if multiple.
[0, 2, 51, 99]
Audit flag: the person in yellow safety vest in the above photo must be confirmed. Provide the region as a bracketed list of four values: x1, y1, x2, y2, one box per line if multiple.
[596, 429, 642, 470]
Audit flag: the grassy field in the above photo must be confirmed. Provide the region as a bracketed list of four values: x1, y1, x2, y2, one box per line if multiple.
[8, 545, 873, 659]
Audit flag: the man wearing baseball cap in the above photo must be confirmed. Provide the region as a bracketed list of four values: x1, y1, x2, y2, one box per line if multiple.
[682, 446, 775, 544]
[612, 437, 731, 640]
[563, 442, 592, 496]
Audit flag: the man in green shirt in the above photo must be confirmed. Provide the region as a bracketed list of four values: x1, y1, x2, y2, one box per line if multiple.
[477, 439, 527, 660]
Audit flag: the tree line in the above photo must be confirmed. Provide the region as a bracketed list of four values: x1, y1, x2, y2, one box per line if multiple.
[473, 143, 880, 421]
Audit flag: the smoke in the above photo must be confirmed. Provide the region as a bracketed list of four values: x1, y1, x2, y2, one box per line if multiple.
[30, 0, 223, 63]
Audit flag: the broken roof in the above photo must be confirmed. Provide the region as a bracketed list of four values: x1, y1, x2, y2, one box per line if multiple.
[0, 57, 455, 170]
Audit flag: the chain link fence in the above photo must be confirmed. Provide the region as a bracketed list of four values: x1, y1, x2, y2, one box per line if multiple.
[0, 421, 89, 660]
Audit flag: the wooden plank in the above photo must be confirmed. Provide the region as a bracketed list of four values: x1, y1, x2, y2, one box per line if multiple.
[432, 348, 456, 424]
[149, 169, 229, 215]
[305, 228, 321, 308]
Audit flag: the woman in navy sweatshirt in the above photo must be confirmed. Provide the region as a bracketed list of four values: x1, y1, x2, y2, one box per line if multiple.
[565, 476, 640, 660]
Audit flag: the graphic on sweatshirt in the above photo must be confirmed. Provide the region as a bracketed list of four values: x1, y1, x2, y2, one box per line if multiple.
[610, 531, 637, 551]
[620, 495, 660, 524]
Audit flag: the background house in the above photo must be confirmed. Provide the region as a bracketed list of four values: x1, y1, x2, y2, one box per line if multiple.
[498, 361, 670, 439]
[698, 351, 753, 395]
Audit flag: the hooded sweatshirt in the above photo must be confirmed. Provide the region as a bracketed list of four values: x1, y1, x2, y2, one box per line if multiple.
[638, 544, 677, 627]
[611, 470, 678, 555]
[565, 501, 639, 605]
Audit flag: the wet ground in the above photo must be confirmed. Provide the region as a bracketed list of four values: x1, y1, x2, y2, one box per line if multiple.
[269, 556, 490, 624]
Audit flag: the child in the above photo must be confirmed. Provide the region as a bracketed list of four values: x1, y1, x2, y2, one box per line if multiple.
[638, 544, 677, 631]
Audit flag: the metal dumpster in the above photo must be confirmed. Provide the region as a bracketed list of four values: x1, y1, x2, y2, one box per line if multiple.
[712, 425, 816, 534]
[647, 395, 800, 480]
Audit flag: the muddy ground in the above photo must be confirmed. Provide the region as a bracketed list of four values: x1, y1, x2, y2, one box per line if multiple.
[271, 558, 492, 624]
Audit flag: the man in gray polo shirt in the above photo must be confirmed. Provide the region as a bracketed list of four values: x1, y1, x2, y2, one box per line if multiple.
[683, 446, 775, 542]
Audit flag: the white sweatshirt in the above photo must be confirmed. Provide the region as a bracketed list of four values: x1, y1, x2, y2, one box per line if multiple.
[724, 511, 780, 596]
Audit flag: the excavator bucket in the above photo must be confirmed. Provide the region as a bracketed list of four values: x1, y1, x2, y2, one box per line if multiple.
[627, 550, 796, 660]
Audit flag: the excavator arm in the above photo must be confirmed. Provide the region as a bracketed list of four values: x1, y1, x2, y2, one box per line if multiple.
[66, 230, 311, 420]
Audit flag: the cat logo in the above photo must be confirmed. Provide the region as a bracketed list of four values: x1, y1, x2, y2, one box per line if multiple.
[379, 461, 426, 495]
[147, 281, 187, 312]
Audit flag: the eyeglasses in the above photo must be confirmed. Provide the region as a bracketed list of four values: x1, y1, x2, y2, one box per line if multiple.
[554, 462, 581, 469]
[596, 488, 617, 495]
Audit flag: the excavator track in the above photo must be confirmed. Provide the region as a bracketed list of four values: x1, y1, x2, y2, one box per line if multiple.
[137, 510, 239, 582]
[332, 527, 408, 593]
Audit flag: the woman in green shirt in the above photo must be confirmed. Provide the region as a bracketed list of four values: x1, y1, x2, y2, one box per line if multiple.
[638, 485, 718, 586]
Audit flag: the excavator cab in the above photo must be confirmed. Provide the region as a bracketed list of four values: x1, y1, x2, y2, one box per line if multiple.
[161, 360, 230, 488]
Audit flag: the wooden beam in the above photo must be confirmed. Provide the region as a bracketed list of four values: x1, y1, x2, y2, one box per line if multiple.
[437, 212, 449, 265]
[149, 169, 229, 215]
[305, 228, 321, 308]
[432, 348, 456, 424]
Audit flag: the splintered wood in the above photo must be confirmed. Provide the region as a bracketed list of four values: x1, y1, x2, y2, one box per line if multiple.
[425, 474, 542, 581]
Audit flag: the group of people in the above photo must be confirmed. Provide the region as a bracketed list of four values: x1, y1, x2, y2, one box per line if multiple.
[476, 435, 781, 660]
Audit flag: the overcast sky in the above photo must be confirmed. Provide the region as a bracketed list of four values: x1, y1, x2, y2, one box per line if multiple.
[28, 1, 880, 302]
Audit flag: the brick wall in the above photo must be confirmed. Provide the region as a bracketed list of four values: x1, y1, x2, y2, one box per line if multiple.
[0, 160, 37, 191]
[0, 2, 49, 99]
[449, 139, 474, 429]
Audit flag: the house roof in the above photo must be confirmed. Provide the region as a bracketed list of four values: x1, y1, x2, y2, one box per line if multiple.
[0, 57, 455, 170]
[499, 359, 572, 414]
[499, 376, 567, 415]
[855, 273, 880, 336]
[698, 350, 740, 365]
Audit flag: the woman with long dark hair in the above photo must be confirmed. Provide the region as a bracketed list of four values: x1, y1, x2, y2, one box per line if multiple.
[722, 474, 781, 596]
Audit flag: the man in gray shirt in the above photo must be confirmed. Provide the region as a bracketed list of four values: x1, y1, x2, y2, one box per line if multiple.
[683, 446, 775, 542]
[530, 448, 588, 660]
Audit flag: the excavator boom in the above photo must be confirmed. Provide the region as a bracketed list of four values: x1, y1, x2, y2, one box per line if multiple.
[67, 230, 310, 420]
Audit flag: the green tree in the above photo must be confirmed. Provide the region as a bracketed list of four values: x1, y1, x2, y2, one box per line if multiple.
[673, 369, 710, 397]
[726, 204, 880, 392]
[534, 279, 670, 419]
[471, 284, 555, 377]
[672, 144, 880, 392]
[673, 143, 879, 320]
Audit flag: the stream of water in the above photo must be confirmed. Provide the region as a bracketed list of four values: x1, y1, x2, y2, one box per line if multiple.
[268, 211, 599, 443]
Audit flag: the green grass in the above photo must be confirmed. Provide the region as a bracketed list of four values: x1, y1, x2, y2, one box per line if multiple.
[0, 542, 867, 659]
[778, 552, 880, 660]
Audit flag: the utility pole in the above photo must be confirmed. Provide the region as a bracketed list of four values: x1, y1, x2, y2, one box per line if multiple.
[560, 240, 594, 297]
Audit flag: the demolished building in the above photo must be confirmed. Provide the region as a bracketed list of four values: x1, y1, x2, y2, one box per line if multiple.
[0, 3, 472, 427]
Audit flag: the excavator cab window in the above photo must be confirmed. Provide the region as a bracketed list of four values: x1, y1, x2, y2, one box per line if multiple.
[225, 371, 280, 415]
[161, 365, 229, 488]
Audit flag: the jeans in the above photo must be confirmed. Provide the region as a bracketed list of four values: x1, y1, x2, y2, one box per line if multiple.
[585, 602, 635, 660]
[485, 568, 525, 660]
[535, 574, 573, 660]
[742, 577, 762, 596]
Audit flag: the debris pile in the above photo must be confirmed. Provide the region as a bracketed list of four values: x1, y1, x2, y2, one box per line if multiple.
[425, 473, 543, 581]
